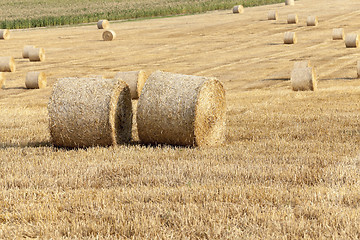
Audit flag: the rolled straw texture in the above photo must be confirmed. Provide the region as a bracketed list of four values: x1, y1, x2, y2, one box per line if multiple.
[332, 28, 344, 40]
[97, 20, 109, 29]
[114, 70, 149, 99]
[137, 71, 226, 147]
[103, 30, 116, 41]
[268, 10, 278, 20]
[284, 32, 297, 44]
[293, 61, 311, 69]
[25, 72, 47, 89]
[29, 48, 45, 61]
[307, 16, 318, 26]
[0, 29, 10, 40]
[0, 72, 4, 89]
[285, 0, 294, 5]
[0, 57, 16, 72]
[357, 61, 360, 78]
[345, 34, 359, 48]
[291, 67, 317, 91]
[233, 5, 244, 13]
[23, 45, 35, 58]
[48, 78, 132, 148]
[287, 14, 298, 24]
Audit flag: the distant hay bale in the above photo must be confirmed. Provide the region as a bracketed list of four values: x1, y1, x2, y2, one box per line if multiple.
[25, 72, 46, 89]
[285, 0, 294, 5]
[291, 67, 317, 91]
[293, 60, 311, 69]
[357, 61, 360, 78]
[137, 71, 226, 147]
[48, 77, 132, 148]
[345, 34, 359, 48]
[97, 20, 109, 29]
[284, 32, 297, 44]
[103, 30, 116, 41]
[287, 14, 298, 24]
[0, 72, 4, 89]
[268, 10, 278, 20]
[233, 5, 244, 14]
[22, 45, 35, 58]
[0, 29, 10, 40]
[0, 57, 16, 72]
[114, 70, 149, 99]
[332, 28, 345, 40]
[28, 48, 45, 61]
[307, 16, 318, 26]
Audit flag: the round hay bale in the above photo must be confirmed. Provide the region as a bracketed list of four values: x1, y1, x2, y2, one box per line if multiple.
[268, 10, 278, 20]
[345, 34, 359, 48]
[137, 71, 226, 147]
[28, 48, 45, 61]
[0, 72, 5, 89]
[332, 28, 345, 40]
[287, 14, 298, 24]
[25, 72, 47, 89]
[284, 32, 297, 44]
[97, 20, 109, 29]
[22, 45, 35, 58]
[307, 16, 318, 26]
[0, 29, 10, 40]
[103, 30, 116, 41]
[357, 61, 360, 78]
[232, 5, 244, 14]
[291, 67, 317, 91]
[114, 70, 149, 99]
[293, 60, 311, 69]
[285, 0, 294, 5]
[0, 57, 16, 72]
[48, 78, 132, 148]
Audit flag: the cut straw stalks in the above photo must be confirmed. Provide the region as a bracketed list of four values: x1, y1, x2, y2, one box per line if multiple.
[103, 30, 116, 41]
[0, 72, 4, 89]
[114, 70, 149, 99]
[0, 29, 10, 40]
[285, 0, 294, 5]
[97, 20, 109, 29]
[345, 34, 359, 48]
[232, 5, 244, 14]
[284, 32, 297, 44]
[29, 48, 45, 61]
[25, 72, 46, 89]
[137, 71, 226, 147]
[287, 14, 298, 24]
[48, 77, 132, 148]
[0, 57, 16, 72]
[307, 16, 318, 26]
[23, 45, 35, 58]
[291, 67, 317, 91]
[332, 28, 345, 40]
[268, 10, 278, 20]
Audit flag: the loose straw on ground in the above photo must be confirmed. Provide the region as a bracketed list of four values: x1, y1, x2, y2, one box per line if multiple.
[23, 45, 35, 58]
[345, 34, 359, 48]
[137, 71, 226, 147]
[285, 0, 294, 5]
[291, 67, 317, 91]
[103, 30, 116, 41]
[0, 29, 10, 40]
[268, 11, 278, 20]
[114, 70, 149, 99]
[97, 20, 109, 29]
[307, 16, 318, 26]
[0, 57, 16, 72]
[25, 72, 46, 89]
[332, 28, 344, 40]
[0, 73, 4, 89]
[48, 77, 132, 148]
[29, 48, 45, 61]
[284, 32, 297, 44]
[233, 5, 244, 14]
[287, 14, 298, 24]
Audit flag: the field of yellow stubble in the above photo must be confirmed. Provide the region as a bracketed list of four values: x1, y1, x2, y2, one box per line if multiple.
[1, 0, 360, 238]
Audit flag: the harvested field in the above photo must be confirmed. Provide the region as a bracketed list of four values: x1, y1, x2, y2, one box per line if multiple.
[1, 0, 360, 238]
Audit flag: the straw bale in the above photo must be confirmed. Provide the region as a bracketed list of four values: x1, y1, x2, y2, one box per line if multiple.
[357, 61, 360, 78]
[114, 70, 149, 99]
[0, 72, 4, 89]
[48, 77, 132, 148]
[29, 48, 45, 61]
[25, 72, 46, 89]
[22, 45, 35, 58]
[233, 5, 244, 14]
[137, 71, 226, 147]
[285, 0, 294, 5]
[307, 16, 318, 26]
[291, 67, 317, 91]
[284, 32, 297, 44]
[345, 34, 359, 48]
[97, 20, 109, 29]
[293, 61, 311, 69]
[268, 10, 278, 20]
[0, 57, 16, 72]
[287, 14, 298, 24]
[0, 29, 10, 40]
[103, 30, 116, 41]
[332, 28, 344, 40]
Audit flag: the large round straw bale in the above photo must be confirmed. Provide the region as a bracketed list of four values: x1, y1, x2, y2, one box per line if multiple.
[0, 72, 5, 89]
[287, 14, 298, 24]
[28, 48, 45, 61]
[232, 5, 244, 14]
[268, 10, 278, 20]
[25, 72, 46, 89]
[291, 67, 317, 91]
[284, 32, 297, 44]
[97, 20, 109, 29]
[114, 70, 149, 99]
[0, 57, 16, 72]
[357, 61, 360, 78]
[285, 0, 294, 5]
[293, 60, 311, 69]
[137, 71, 226, 147]
[103, 30, 116, 41]
[22, 45, 35, 58]
[307, 16, 318, 26]
[48, 78, 132, 148]
[0, 29, 10, 40]
[345, 34, 359, 48]
[332, 28, 344, 40]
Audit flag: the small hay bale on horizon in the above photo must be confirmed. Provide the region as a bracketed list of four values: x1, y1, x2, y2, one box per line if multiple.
[293, 60, 311, 69]
[23, 45, 35, 58]
[307, 16, 318, 26]
[0, 57, 16, 72]
[268, 10, 278, 20]
[25, 72, 47, 89]
[103, 30, 116, 41]
[97, 20, 110, 29]
[291, 67, 317, 91]
[114, 70, 150, 99]
[332, 28, 345, 40]
[287, 14, 298, 24]
[284, 32, 297, 44]
[0, 29, 10, 40]
[345, 34, 359, 48]
[285, 0, 294, 5]
[232, 5, 244, 14]
[29, 48, 45, 61]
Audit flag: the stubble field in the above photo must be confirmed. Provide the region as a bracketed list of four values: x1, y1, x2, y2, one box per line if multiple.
[1, 0, 360, 238]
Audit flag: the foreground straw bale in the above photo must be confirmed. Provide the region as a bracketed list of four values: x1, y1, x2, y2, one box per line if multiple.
[232, 5, 244, 14]
[291, 67, 317, 91]
[97, 20, 109, 29]
[29, 47, 45, 61]
[25, 72, 46, 89]
[137, 71, 226, 147]
[332, 28, 345, 40]
[114, 70, 149, 99]
[0, 29, 10, 40]
[284, 32, 297, 44]
[307, 16, 318, 26]
[48, 77, 132, 148]
[22, 45, 35, 58]
[285, 0, 294, 5]
[103, 30, 116, 41]
[287, 14, 298, 24]
[345, 34, 359, 48]
[268, 10, 278, 20]
[0, 57, 15, 72]
[0, 72, 4, 88]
